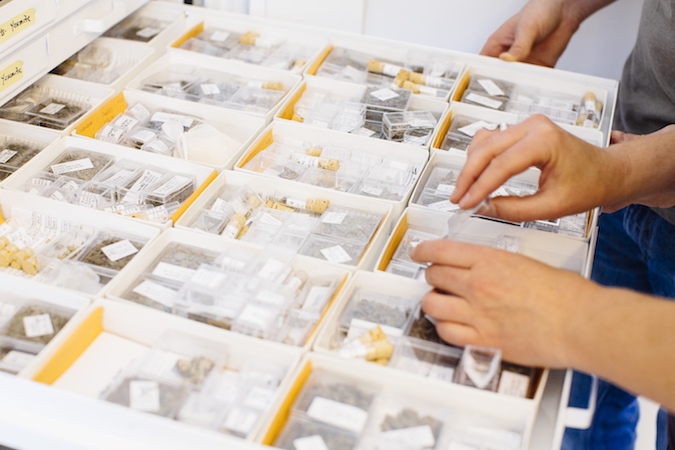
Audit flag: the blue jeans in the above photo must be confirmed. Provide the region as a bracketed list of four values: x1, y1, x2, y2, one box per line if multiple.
[562, 206, 675, 450]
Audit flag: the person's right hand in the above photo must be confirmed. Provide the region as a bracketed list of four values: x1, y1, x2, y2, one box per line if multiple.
[450, 115, 622, 223]
[480, 0, 583, 66]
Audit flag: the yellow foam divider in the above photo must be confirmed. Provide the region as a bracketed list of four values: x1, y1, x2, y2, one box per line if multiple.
[32, 307, 104, 385]
[75, 93, 128, 138]
[305, 45, 334, 76]
[376, 214, 408, 271]
[171, 22, 204, 48]
[236, 127, 275, 168]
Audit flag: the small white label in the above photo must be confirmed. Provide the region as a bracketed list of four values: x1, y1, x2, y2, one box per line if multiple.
[61, 180, 79, 192]
[319, 245, 352, 264]
[0, 150, 17, 164]
[0, 303, 16, 319]
[427, 200, 461, 212]
[428, 364, 456, 382]
[257, 258, 285, 279]
[101, 239, 138, 262]
[498, 370, 530, 398]
[294, 435, 330, 450]
[379, 425, 436, 448]
[243, 386, 276, 410]
[3, 350, 35, 368]
[307, 397, 368, 433]
[152, 262, 196, 283]
[103, 169, 133, 186]
[128, 103, 151, 120]
[477, 79, 506, 97]
[361, 185, 384, 196]
[210, 198, 230, 215]
[417, 85, 440, 97]
[258, 213, 283, 227]
[39, 103, 66, 115]
[285, 197, 306, 210]
[435, 184, 455, 195]
[209, 31, 230, 42]
[132, 280, 176, 308]
[303, 286, 331, 311]
[152, 176, 191, 197]
[191, 269, 226, 290]
[224, 407, 259, 435]
[291, 152, 320, 168]
[50, 191, 66, 202]
[151, 112, 194, 129]
[200, 83, 221, 96]
[255, 290, 286, 307]
[136, 27, 160, 39]
[143, 139, 170, 154]
[321, 212, 347, 225]
[237, 304, 274, 329]
[130, 170, 162, 192]
[51, 158, 94, 175]
[465, 93, 503, 110]
[113, 115, 140, 131]
[23, 314, 54, 338]
[370, 88, 399, 102]
[343, 65, 363, 81]
[355, 127, 376, 137]
[130, 129, 156, 144]
[129, 380, 161, 412]
[458, 120, 495, 137]
[381, 63, 403, 77]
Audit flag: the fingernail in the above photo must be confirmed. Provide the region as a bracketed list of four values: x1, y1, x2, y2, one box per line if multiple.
[458, 192, 471, 208]
[499, 52, 517, 62]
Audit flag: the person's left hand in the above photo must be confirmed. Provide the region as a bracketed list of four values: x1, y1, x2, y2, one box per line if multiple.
[410, 239, 597, 368]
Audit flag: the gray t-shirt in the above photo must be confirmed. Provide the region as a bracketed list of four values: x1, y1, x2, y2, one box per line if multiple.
[614, 0, 675, 223]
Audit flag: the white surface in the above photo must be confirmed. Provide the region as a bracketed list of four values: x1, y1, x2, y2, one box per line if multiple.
[636, 397, 659, 450]
[246, 0, 642, 80]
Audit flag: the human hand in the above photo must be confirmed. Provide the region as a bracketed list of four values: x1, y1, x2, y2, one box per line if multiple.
[450, 115, 619, 222]
[410, 239, 595, 368]
[480, 0, 582, 66]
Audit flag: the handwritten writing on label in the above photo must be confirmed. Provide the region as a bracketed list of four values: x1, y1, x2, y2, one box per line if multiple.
[0, 9, 35, 44]
[0, 61, 23, 91]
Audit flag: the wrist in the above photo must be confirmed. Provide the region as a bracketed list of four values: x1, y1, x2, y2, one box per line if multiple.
[565, 0, 615, 28]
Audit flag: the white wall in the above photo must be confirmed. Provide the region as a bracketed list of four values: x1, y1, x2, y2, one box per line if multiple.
[246, 0, 643, 81]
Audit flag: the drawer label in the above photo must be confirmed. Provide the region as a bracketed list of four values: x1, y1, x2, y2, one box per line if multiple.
[0, 60, 23, 91]
[0, 9, 36, 44]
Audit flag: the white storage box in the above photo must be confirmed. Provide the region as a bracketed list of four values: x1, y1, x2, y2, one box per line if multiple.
[28, 298, 302, 444]
[275, 75, 448, 148]
[175, 170, 393, 270]
[3, 135, 218, 229]
[409, 151, 599, 241]
[0, 273, 90, 377]
[0, 122, 59, 186]
[0, 74, 115, 134]
[234, 120, 428, 217]
[73, 90, 266, 170]
[170, 6, 328, 75]
[374, 207, 594, 282]
[51, 37, 157, 90]
[0, 188, 160, 297]
[127, 50, 302, 122]
[451, 59, 618, 141]
[259, 351, 544, 449]
[106, 227, 350, 350]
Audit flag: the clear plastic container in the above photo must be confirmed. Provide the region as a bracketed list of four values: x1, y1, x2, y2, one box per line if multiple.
[104, 14, 170, 42]
[123, 275, 180, 313]
[351, 179, 409, 202]
[77, 232, 146, 272]
[0, 336, 40, 374]
[24, 98, 87, 130]
[391, 229, 441, 265]
[147, 243, 219, 283]
[338, 289, 417, 339]
[362, 86, 412, 122]
[145, 173, 196, 206]
[275, 310, 319, 346]
[0, 298, 76, 348]
[390, 338, 461, 382]
[46, 149, 115, 181]
[274, 413, 360, 450]
[101, 372, 189, 418]
[382, 111, 436, 142]
[454, 345, 502, 392]
[312, 206, 383, 244]
[292, 369, 376, 434]
[298, 235, 366, 266]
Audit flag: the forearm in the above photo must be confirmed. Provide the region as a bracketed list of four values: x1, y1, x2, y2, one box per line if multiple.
[564, 286, 675, 412]
[603, 130, 675, 208]
[566, 0, 617, 24]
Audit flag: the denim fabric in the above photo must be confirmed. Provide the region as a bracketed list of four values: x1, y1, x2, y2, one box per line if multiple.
[562, 206, 675, 449]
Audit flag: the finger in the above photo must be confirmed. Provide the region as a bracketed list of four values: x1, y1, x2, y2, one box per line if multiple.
[457, 129, 546, 209]
[478, 194, 562, 223]
[424, 264, 473, 299]
[435, 321, 480, 348]
[500, 24, 538, 62]
[410, 239, 490, 267]
[451, 124, 531, 207]
[422, 290, 475, 326]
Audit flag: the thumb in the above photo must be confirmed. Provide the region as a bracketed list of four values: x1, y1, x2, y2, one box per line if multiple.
[500, 27, 537, 62]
